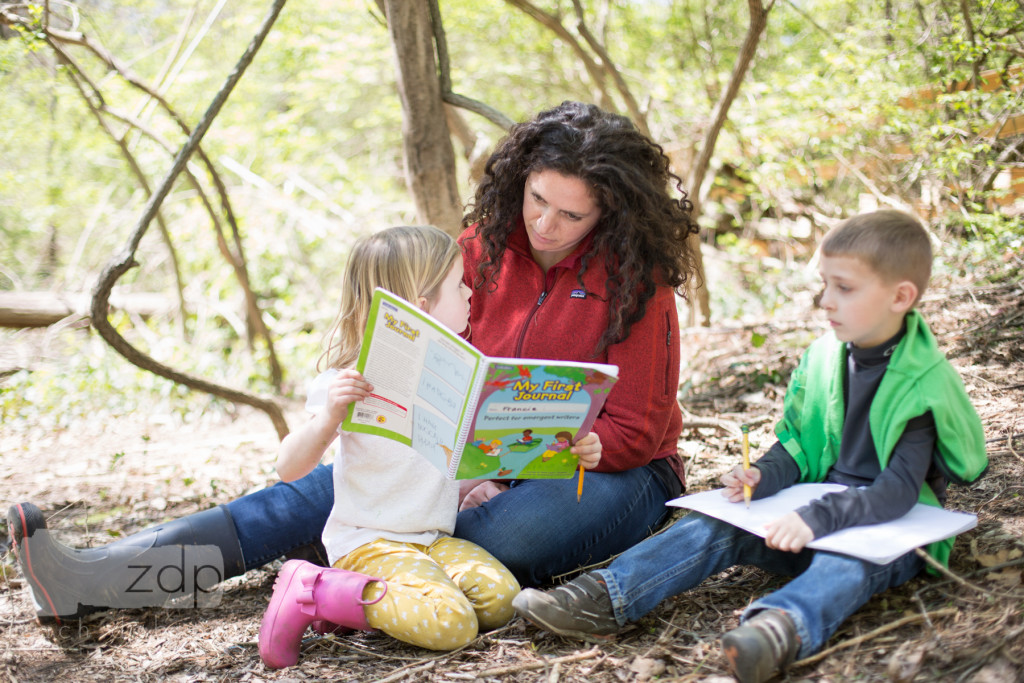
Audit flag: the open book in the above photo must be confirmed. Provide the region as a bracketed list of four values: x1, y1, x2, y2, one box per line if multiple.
[342, 288, 619, 479]
[668, 483, 978, 565]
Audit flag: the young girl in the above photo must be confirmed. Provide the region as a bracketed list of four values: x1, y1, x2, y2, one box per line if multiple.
[258, 226, 521, 668]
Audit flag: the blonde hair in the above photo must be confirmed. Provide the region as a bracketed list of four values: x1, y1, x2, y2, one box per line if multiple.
[821, 210, 932, 305]
[318, 225, 460, 370]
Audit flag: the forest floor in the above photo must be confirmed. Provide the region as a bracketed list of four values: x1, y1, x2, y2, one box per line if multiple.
[1, 258, 1022, 683]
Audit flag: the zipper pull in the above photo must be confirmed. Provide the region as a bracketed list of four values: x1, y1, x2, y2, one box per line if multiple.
[537, 291, 548, 306]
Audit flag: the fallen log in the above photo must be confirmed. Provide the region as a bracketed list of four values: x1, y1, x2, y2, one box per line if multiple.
[0, 291, 173, 328]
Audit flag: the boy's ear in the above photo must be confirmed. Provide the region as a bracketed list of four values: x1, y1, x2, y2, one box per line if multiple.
[891, 280, 918, 313]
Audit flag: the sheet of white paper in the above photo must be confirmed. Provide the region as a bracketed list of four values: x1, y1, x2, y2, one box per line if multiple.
[667, 483, 977, 565]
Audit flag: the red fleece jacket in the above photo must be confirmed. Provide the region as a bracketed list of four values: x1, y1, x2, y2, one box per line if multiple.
[459, 222, 685, 486]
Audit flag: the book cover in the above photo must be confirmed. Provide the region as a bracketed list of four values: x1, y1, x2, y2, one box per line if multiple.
[668, 483, 978, 565]
[343, 288, 619, 479]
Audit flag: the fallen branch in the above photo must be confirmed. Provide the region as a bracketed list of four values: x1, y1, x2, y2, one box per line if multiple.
[0, 291, 171, 328]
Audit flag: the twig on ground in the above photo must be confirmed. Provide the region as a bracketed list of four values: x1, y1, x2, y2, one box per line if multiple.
[792, 607, 958, 668]
[1007, 418, 1023, 464]
[374, 659, 435, 683]
[473, 646, 601, 677]
[915, 548, 1024, 599]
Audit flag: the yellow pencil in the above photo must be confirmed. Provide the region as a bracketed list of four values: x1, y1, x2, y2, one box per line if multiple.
[741, 424, 751, 508]
[577, 464, 585, 502]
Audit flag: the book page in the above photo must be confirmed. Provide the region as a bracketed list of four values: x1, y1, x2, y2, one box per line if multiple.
[668, 483, 977, 565]
[345, 289, 482, 475]
[452, 359, 618, 480]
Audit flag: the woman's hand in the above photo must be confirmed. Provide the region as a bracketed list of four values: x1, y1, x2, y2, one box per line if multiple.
[325, 369, 373, 422]
[459, 481, 510, 511]
[763, 512, 814, 553]
[571, 432, 602, 470]
[721, 464, 761, 503]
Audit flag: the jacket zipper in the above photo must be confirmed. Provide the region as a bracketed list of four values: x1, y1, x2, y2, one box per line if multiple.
[514, 271, 555, 357]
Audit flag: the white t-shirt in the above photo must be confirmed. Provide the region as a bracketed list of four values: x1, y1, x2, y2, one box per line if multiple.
[306, 370, 460, 564]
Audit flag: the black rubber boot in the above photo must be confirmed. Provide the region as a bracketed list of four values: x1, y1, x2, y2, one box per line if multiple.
[7, 502, 245, 623]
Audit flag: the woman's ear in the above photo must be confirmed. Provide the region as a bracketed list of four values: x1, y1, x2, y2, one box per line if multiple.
[891, 280, 918, 313]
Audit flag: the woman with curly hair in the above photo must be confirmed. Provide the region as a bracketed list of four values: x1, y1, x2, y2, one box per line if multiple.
[8, 102, 697, 623]
[454, 101, 699, 585]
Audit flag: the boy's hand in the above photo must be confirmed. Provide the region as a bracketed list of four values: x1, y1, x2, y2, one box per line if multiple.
[571, 432, 602, 470]
[763, 512, 814, 553]
[325, 369, 373, 422]
[721, 464, 761, 503]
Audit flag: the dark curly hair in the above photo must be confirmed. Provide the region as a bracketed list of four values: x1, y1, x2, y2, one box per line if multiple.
[463, 101, 699, 353]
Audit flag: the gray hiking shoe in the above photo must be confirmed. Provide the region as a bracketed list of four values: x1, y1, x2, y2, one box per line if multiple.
[512, 572, 619, 640]
[720, 609, 800, 683]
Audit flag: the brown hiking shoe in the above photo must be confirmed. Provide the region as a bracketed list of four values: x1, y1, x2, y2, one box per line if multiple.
[512, 572, 618, 640]
[721, 609, 800, 683]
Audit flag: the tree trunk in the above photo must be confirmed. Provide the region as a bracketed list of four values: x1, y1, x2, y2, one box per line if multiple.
[382, 0, 464, 235]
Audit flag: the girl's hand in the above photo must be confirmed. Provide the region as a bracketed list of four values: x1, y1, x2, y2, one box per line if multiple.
[763, 512, 814, 553]
[325, 369, 373, 422]
[571, 432, 602, 470]
[721, 464, 761, 503]
[459, 481, 510, 511]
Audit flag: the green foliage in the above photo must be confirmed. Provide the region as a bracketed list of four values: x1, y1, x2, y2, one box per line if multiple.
[1, 0, 1020, 425]
[0, 328, 228, 434]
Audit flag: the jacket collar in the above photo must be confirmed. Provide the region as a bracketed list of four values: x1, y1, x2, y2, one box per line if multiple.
[507, 214, 599, 272]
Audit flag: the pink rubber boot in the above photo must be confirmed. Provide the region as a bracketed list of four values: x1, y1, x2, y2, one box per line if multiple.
[258, 559, 387, 669]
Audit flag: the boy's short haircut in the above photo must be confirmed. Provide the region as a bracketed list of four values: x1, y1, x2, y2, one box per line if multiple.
[821, 210, 932, 303]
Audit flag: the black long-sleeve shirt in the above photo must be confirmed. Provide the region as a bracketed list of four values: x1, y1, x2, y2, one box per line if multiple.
[752, 328, 941, 539]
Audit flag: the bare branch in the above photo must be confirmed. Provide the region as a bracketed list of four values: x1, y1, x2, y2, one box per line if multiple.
[570, 0, 649, 135]
[23, 10, 287, 389]
[429, 0, 514, 130]
[686, 0, 776, 327]
[90, 0, 291, 440]
[47, 38, 190, 338]
[503, 0, 614, 109]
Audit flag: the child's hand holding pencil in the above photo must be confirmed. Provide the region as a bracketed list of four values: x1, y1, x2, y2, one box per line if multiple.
[721, 427, 761, 505]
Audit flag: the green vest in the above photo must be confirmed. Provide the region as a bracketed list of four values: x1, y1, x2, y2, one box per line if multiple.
[774, 310, 987, 567]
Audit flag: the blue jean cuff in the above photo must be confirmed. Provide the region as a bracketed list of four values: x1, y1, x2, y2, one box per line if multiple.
[594, 568, 628, 628]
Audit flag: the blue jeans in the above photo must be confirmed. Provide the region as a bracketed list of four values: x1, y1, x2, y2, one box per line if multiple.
[227, 462, 674, 587]
[226, 464, 335, 570]
[597, 511, 925, 658]
[455, 465, 674, 586]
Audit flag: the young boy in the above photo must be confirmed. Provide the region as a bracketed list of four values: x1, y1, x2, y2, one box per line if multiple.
[511, 210, 987, 683]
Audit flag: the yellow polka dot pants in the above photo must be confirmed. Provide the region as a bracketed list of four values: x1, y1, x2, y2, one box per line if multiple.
[334, 536, 519, 650]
